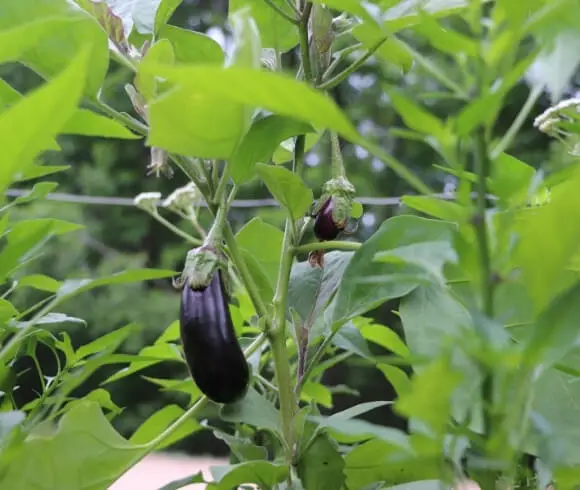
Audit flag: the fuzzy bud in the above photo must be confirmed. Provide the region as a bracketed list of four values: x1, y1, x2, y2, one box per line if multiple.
[133, 192, 161, 213]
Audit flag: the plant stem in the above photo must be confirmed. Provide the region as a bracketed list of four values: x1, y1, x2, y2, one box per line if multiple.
[318, 35, 389, 91]
[471, 2, 496, 485]
[293, 240, 361, 254]
[299, 2, 314, 81]
[151, 212, 202, 245]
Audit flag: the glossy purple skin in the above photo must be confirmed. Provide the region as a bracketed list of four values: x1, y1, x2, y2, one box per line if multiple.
[179, 270, 249, 404]
[314, 197, 341, 241]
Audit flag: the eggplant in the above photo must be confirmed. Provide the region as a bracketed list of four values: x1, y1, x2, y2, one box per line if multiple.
[179, 269, 249, 404]
[313, 197, 342, 241]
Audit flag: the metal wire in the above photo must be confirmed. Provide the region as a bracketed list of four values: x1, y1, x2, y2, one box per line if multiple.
[4, 188, 479, 209]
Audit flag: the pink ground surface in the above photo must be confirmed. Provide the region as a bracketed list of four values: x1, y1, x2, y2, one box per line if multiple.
[109, 453, 228, 490]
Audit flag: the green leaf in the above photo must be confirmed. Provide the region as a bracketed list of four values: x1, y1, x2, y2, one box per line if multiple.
[137, 63, 361, 143]
[62, 109, 140, 139]
[311, 0, 377, 25]
[75, 323, 142, 361]
[154, 0, 182, 33]
[0, 218, 84, 281]
[255, 163, 313, 220]
[360, 320, 410, 358]
[0, 299, 18, 324]
[0, 400, 142, 489]
[0, 47, 89, 193]
[230, 115, 314, 183]
[399, 284, 482, 425]
[401, 196, 467, 222]
[0, 1, 109, 96]
[14, 312, 87, 328]
[211, 428, 268, 461]
[0, 17, 74, 65]
[351, 23, 413, 72]
[158, 25, 224, 64]
[413, 11, 478, 56]
[228, 6, 262, 69]
[395, 358, 463, 434]
[273, 131, 321, 164]
[331, 216, 456, 326]
[297, 432, 345, 490]
[219, 387, 281, 436]
[489, 153, 536, 207]
[210, 461, 288, 490]
[229, 0, 299, 52]
[130, 404, 200, 449]
[13, 164, 71, 183]
[387, 89, 449, 141]
[302, 382, 333, 408]
[56, 268, 177, 301]
[344, 439, 441, 489]
[146, 83, 249, 158]
[235, 217, 284, 302]
[288, 251, 354, 328]
[333, 322, 373, 360]
[524, 282, 580, 368]
[378, 364, 412, 397]
[310, 413, 410, 447]
[513, 170, 580, 314]
[158, 472, 206, 490]
[135, 38, 175, 100]
[83, 388, 122, 415]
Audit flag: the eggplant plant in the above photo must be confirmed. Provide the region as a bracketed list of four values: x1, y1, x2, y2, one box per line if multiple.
[3, 0, 580, 489]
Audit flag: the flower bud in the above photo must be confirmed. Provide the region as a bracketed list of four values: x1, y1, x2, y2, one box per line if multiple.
[162, 182, 202, 213]
[133, 192, 162, 213]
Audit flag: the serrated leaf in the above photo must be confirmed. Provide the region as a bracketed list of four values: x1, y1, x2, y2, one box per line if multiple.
[256, 163, 313, 220]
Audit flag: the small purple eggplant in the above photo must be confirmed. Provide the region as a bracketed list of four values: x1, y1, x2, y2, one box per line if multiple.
[313, 197, 342, 241]
[179, 270, 249, 404]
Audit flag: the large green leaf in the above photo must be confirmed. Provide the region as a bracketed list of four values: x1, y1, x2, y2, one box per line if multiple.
[229, 0, 298, 52]
[146, 83, 249, 158]
[399, 284, 482, 426]
[352, 23, 413, 71]
[0, 401, 143, 490]
[137, 62, 361, 143]
[230, 115, 314, 183]
[513, 169, 580, 314]
[235, 217, 284, 303]
[0, 48, 89, 193]
[256, 163, 313, 220]
[297, 432, 345, 490]
[331, 216, 456, 327]
[0, 0, 109, 96]
[158, 25, 224, 64]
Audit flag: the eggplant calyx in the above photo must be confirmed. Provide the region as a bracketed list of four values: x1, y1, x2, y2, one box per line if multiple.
[173, 245, 222, 291]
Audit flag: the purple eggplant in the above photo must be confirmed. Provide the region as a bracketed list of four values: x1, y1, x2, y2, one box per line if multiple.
[179, 270, 249, 404]
[313, 197, 342, 241]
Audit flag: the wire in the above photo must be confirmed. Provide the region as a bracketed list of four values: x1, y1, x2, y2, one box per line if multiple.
[3, 188, 484, 209]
